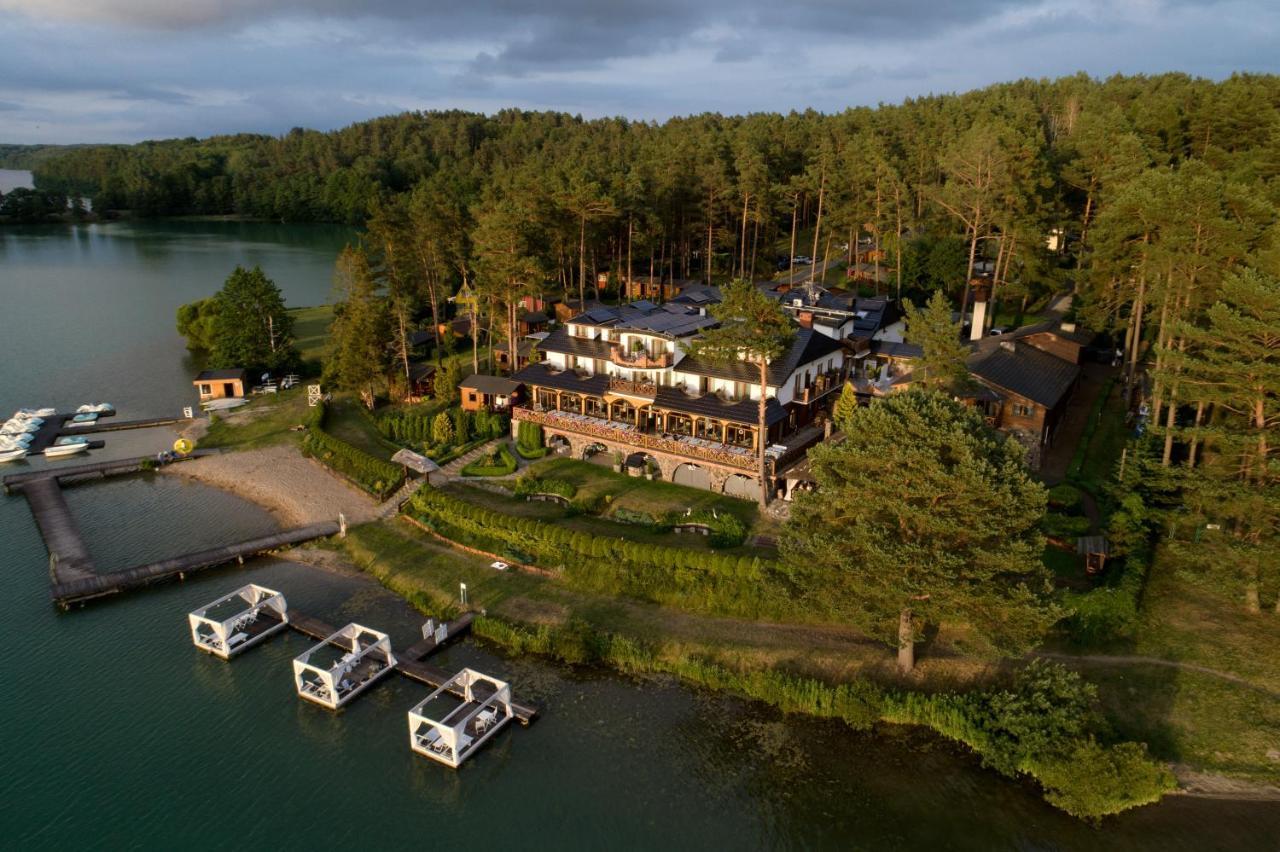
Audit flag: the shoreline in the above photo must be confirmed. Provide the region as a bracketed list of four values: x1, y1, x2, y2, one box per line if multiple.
[159, 442, 379, 528]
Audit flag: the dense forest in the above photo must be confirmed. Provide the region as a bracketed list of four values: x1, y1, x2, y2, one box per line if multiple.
[37, 73, 1280, 611]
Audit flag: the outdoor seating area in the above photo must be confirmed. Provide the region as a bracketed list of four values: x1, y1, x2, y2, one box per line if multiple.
[407, 668, 514, 769]
[518, 407, 757, 470]
[187, 584, 289, 659]
[292, 623, 396, 710]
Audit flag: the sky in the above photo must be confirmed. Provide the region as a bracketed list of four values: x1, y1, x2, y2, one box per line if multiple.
[0, 0, 1275, 145]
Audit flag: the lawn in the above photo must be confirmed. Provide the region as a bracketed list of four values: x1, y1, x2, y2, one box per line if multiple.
[522, 457, 765, 532]
[289, 304, 333, 366]
[1060, 546, 1280, 786]
[323, 398, 399, 461]
[444, 482, 774, 558]
[199, 388, 311, 450]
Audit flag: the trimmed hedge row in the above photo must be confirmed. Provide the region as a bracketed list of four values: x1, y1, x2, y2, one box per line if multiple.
[515, 420, 548, 459]
[460, 444, 518, 477]
[407, 487, 795, 619]
[302, 402, 405, 499]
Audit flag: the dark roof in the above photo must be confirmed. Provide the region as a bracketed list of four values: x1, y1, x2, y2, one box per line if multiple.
[868, 340, 923, 359]
[512, 363, 609, 396]
[538, 326, 614, 360]
[1003, 320, 1096, 347]
[568, 300, 716, 338]
[653, 387, 788, 427]
[967, 342, 1080, 409]
[194, 369, 247, 381]
[408, 329, 434, 347]
[676, 328, 843, 386]
[669, 284, 722, 306]
[408, 362, 436, 383]
[459, 374, 523, 395]
[521, 310, 550, 325]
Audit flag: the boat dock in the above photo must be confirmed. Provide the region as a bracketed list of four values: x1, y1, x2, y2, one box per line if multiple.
[283, 610, 538, 724]
[4, 453, 340, 607]
[17, 410, 189, 456]
[49, 521, 340, 606]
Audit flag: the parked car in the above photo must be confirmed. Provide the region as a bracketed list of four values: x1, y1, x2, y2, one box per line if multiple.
[792, 255, 812, 265]
[988, 327, 1008, 336]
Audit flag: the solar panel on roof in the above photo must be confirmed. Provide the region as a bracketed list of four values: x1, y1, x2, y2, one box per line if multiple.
[586, 308, 617, 323]
[631, 299, 657, 312]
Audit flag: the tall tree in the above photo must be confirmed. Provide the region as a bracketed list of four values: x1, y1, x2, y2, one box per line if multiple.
[781, 389, 1056, 673]
[209, 265, 297, 371]
[683, 280, 795, 506]
[907, 291, 972, 392]
[326, 246, 386, 409]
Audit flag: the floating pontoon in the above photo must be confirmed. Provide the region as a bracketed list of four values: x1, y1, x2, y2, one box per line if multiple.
[407, 668, 514, 768]
[188, 584, 289, 659]
[292, 623, 396, 710]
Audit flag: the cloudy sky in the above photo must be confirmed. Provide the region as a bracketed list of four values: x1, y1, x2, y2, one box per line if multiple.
[0, 0, 1274, 144]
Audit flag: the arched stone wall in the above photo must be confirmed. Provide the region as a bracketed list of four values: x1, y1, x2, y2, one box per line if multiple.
[723, 473, 757, 500]
[672, 462, 709, 490]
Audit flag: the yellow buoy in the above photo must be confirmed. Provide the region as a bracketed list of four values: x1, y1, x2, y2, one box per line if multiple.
[173, 438, 194, 455]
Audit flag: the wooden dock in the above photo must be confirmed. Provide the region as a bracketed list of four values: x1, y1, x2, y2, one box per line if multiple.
[285, 611, 539, 724]
[2, 451, 213, 492]
[49, 521, 341, 606]
[20, 477, 97, 585]
[59, 415, 186, 435]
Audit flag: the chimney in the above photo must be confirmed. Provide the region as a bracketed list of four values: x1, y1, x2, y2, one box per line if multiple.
[1000, 340, 1016, 353]
[969, 279, 991, 342]
[824, 418, 833, 439]
[1060, 321, 1077, 333]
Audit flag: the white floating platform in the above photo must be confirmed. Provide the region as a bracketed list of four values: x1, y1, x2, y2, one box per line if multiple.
[408, 668, 514, 768]
[188, 584, 289, 659]
[293, 623, 396, 710]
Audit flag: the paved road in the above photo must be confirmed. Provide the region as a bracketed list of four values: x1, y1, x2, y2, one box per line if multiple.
[774, 257, 841, 286]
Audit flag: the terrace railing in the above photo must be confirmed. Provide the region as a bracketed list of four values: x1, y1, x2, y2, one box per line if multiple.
[513, 406, 755, 471]
[607, 376, 657, 397]
[609, 345, 671, 370]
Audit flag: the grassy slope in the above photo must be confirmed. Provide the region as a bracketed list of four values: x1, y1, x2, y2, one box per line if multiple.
[289, 304, 333, 364]
[323, 399, 398, 461]
[524, 457, 766, 531]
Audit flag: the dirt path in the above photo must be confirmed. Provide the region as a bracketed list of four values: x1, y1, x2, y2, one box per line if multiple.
[161, 443, 379, 527]
[1034, 651, 1280, 699]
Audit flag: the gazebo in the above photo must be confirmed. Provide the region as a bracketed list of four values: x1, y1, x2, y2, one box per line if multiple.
[1077, 535, 1112, 575]
[407, 668, 513, 768]
[292, 623, 396, 710]
[188, 584, 289, 659]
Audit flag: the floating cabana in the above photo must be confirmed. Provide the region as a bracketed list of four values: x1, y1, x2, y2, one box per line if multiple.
[188, 584, 289, 659]
[407, 668, 513, 768]
[292, 623, 396, 710]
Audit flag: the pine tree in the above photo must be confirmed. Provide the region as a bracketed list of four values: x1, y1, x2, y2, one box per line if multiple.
[907, 291, 971, 393]
[208, 265, 297, 371]
[780, 389, 1056, 673]
[326, 247, 386, 409]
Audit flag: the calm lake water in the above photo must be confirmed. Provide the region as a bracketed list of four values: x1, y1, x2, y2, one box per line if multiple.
[0, 173, 1276, 850]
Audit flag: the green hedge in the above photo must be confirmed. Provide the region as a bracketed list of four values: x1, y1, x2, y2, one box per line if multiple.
[1042, 512, 1091, 539]
[460, 444, 518, 477]
[303, 402, 405, 499]
[407, 487, 793, 619]
[515, 421, 548, 459]
[513, 473, 576, 500]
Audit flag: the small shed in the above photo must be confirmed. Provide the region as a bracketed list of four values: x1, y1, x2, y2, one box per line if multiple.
[392, 448, 440, 478]
[1077, 535, 1111, 575]
[408, 362, 436, 398]
[194, 368, 247, 401]
[459, 374, 523, 412]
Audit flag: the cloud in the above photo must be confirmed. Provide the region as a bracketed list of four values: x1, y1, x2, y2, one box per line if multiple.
[0, 1, 1274, 143]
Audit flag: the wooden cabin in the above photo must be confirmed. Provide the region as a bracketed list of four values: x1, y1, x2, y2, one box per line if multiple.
[194, 368, 247, 401]
[459, 374, 524, 412]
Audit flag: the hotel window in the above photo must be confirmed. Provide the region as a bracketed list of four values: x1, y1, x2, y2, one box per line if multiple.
[199, 383, 211, 395]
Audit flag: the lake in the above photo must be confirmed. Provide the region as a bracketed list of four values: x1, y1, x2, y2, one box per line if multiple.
[0, 175, 1276, 850]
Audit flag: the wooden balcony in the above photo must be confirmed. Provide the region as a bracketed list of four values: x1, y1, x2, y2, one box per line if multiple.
[609, 345, 671, 369]
[513, 406, 756, 471]
[607, 376, 657, 398]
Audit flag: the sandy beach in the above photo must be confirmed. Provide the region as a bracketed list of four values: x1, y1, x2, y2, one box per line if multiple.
[162, 443, 379, 527]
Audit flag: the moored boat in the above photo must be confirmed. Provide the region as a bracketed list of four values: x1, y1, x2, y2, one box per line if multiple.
[45, 437, 90, 458]
[0, 447, 26, 463]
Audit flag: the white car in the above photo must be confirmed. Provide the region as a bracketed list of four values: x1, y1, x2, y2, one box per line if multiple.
[490, 561, 509, 572]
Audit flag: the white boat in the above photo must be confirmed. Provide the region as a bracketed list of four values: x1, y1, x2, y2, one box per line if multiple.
[0, 447, 26, 463]
[76, 403, 114, 414]
[1, 421, 40, 436]
[45, 437, 90, 458]
[67, 412, 100, 426]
